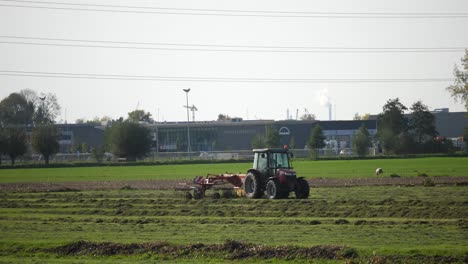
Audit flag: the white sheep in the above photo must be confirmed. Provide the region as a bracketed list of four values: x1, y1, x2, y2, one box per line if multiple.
[375, 168, 383, 175]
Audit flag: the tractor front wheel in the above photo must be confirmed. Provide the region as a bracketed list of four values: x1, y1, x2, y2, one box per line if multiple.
[295, 178, 310, 199]
[266, 179, 282, 199]
[244, 172, 263, 199]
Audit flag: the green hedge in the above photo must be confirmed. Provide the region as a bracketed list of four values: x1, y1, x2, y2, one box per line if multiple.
[0, 158, 252, 169]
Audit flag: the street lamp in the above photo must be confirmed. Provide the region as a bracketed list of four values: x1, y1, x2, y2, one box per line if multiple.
[183, 89, 191, 155]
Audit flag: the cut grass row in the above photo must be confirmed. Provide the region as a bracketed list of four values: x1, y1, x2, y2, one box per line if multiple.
[0, 157, 467, 183]
[0, 186, 467, 259]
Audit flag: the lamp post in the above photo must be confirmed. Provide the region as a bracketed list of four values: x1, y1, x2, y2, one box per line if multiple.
[183, 89, 191, 156]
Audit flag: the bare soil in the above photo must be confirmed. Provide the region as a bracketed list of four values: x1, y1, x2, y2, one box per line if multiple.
[1, 176, 467, 192]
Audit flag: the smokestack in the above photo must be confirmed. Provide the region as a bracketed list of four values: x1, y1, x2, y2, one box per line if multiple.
[328, 104, 332, 121]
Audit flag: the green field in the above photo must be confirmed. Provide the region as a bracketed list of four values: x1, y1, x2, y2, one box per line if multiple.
[1, 157, 467, 263]
[0, 157, 467, 183]
[0, 186, 467, 263]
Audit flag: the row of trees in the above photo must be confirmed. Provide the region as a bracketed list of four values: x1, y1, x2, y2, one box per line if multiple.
[0, 88, 155, 164]
[0, 90, 61, 165]
[251, 96, 462, 158]
[307, 98, 456, 156]
[377, 99, 442, 154]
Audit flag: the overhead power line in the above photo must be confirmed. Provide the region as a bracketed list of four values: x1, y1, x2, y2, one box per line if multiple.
[0, 36, 466, 53]
[0, 70, 455, 83]
[1, 0, 468, 18]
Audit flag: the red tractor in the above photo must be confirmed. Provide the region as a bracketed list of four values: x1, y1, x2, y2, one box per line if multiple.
[182, 148, 309, 199]
[244, 148, 309, 199]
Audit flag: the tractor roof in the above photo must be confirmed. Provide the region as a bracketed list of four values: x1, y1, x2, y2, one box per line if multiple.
[252, 148, 289, 153]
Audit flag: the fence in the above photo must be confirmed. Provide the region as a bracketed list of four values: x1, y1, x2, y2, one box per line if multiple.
[0, 148, 379, 165]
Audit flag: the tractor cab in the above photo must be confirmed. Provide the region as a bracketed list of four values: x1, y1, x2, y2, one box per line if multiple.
[253, 148, 292, 177]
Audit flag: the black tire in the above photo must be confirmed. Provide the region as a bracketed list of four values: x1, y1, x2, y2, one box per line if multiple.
[295, 178, 310, 199]
[266, 179, 282, 199]
[213, 193, 221, 200]
[193, 188, 203, 200]
[244, 172, 263, 199]
[185, 192, 193, 200]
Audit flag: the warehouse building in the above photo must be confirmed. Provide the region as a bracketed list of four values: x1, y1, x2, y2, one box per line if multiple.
[53, 111, 466, 153]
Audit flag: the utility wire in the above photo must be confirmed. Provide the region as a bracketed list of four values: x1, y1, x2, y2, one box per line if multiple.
[0, 36, 466, 53]
[0, 70, 455, 83]
[1, 0, 468, 18]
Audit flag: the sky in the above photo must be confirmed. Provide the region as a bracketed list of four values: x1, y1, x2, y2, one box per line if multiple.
[1, 0, 467, 123]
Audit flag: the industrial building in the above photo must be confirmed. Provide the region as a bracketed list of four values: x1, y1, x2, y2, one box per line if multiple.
[53, 110, 466, 154]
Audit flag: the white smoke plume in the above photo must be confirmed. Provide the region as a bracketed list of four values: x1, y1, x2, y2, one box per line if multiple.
[318, 89, 331, 107]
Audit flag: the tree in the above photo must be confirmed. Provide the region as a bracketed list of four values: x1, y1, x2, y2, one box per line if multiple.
[217, 114, 229, 121]
[300, 111, 316, 121]
[409, 101, 438, 145]
[76, 116, 112, 126]
[377, 98, 408, 154]
[0, 129, 7, 165]
[264, 125, 280, 148]
[31, 124, 60, 165]
[379, 128, 398, 154]
[446, 49, 468, 110]
[397, 131, 415, 154]
[3, 128, 27, 165]
[353, 113, 361, 120]
[289, 136, 296, 149]
[91, 145, 105, 163]
[378, 98, 408, 134]
[307, 124, 326, 150]
[20, 89, 60, 125]
[251, 134, 265, 149]
[0, 93, 34, 126]
[106, 121, 151, 160]
[127, 110, 153, 123]
[353, 124, 370, 156]
[353, 113, 370, 120]
[0, 90, 60, 126]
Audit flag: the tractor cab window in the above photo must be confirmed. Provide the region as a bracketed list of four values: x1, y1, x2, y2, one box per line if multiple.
[270, 152, 290, 169]
[256, 153, 268, 174]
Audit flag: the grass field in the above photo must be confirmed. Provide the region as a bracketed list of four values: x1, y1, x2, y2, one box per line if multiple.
[0, 157, 467, 263]
[0, 186, 467, 263]
[0, 157, 467, 183]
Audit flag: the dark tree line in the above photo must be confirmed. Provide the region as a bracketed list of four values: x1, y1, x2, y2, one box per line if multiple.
[377, 98, 443, 154]
[0, 90, 156, 164]
[0, 90, 61, 165]
[248, 97, 451, 158]
[104, 121, 152, 161]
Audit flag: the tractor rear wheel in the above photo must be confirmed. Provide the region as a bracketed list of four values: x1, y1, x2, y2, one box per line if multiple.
[266, 179, 282, 199]
[244, 172, 263, 199]
[295, 178, 310, 199]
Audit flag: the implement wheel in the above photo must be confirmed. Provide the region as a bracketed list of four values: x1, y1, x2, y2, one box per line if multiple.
[193, 188, 203, 200]
[244, 172, 263, 199]
[295, 178, 310, 199]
